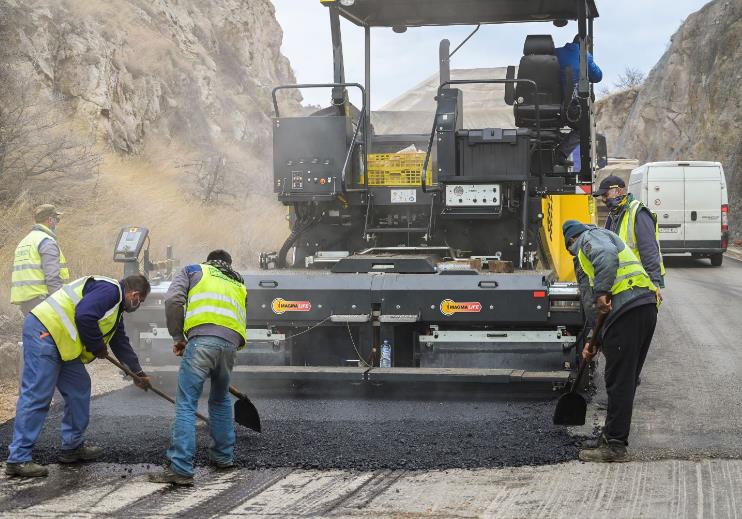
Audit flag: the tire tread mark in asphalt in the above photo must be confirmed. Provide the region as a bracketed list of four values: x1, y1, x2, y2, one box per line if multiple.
[0, 466, 92, 511]
[170, 467, 295, 519]
[120, 471, 241, 518]
[313, 469, 406, 515]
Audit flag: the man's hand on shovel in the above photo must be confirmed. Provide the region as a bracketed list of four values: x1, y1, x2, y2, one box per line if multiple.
[133, 371, 151, 390]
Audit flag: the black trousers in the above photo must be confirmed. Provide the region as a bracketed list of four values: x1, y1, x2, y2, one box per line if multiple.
[602, 303, 658, 444]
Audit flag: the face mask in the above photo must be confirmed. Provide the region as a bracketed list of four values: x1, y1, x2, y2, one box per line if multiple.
[567, 238, 580, 257]
[125, 295, 141, 313]
[605, 194, 625, 210]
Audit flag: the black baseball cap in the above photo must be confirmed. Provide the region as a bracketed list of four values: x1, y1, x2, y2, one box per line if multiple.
[593, 175, 626, 197]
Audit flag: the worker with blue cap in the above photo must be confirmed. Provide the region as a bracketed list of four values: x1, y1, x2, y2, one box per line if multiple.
[562, 220, 659, 462]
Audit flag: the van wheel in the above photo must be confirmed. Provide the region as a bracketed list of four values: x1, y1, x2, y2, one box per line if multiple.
[710, 253, 723, 267]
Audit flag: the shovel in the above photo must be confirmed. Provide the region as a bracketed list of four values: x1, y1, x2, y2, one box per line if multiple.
[105, 354, 209, 423]
[553, 311, 607, 426]
[106, 354, 261, 432]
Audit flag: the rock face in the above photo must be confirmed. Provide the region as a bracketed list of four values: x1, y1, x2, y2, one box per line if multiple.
[596, 0, 741, 236]
[0, 0, 301, 157]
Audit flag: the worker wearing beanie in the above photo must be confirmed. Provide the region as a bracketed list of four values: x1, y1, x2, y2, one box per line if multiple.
[562, 220, 659, 462]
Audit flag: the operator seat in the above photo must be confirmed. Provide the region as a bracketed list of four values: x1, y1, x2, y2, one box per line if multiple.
[509, 35, 564, 129]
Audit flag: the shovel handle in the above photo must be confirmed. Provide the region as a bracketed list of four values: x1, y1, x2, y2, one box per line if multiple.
[229, 385, 247, 400]
[105, 354, 209, 423]
[570, 311, 608, 391]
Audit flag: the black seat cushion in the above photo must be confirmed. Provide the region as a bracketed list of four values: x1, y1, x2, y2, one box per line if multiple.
[514, 35, 564, 129]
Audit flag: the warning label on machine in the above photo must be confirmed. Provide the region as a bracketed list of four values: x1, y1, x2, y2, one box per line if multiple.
[272, 298, 312, 314]
[439, 299, 482, 316]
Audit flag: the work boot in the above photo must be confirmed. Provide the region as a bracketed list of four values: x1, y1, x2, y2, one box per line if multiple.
[5, 462, 49, 478]
[148, 467, 194, 486]
[209, 457, 235, 470]
[579, 430, 606, 449]
[59, 442, 103, 463]
[578, 435, 628, 463]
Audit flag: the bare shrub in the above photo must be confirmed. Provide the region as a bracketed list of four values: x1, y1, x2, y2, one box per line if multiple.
[177, 152, 242, 204]
[0, 67, 102, 201]
[614, 67, 645, 90]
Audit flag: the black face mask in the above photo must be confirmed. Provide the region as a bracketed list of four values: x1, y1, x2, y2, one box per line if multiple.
[125, 295, 141, 313]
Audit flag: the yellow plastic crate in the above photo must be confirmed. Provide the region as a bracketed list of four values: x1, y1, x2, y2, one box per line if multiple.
[361, 152, 434, 186]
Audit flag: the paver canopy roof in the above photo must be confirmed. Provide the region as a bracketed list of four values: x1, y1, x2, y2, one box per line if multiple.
[321, 0, 599, 27]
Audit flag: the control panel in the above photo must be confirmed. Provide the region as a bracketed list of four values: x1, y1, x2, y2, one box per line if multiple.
[273, 116, 349, 202]
[113, 226, 149, 262]
[276, 158, 338, 195]
[445, 184, 501, 207]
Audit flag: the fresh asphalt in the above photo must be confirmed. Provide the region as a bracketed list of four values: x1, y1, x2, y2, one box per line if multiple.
[1, 253, 741, 517]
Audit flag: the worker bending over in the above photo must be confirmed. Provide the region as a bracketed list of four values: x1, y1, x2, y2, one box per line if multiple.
[11, 205, 70, 315]
[562, 220, 659, 462]
[594, 175, 665, 295]
[6, 275, 151, 477]
[149, 250, 247, 486]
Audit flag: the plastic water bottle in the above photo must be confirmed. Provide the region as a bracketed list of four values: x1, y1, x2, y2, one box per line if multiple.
[380, 339, 392, 368]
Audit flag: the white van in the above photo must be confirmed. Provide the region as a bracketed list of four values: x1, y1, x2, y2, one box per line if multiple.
[628, 161, 729, 266]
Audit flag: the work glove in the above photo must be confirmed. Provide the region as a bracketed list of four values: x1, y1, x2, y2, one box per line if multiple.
[133, 370, 151, 390]
[95, 347, 109, 360]
[172, 340, 187, 357]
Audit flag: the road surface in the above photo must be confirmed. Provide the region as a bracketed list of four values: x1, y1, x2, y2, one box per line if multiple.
[1, 255, 741, 517]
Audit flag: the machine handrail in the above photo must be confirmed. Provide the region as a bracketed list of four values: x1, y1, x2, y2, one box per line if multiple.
[271, 83, 368, 194]
[421, 78, 543, 193]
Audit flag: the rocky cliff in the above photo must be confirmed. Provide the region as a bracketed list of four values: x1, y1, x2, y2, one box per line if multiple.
[0, 0, 303, 298]
[596, 0, 741, 235]
[0, 0, 300, 162]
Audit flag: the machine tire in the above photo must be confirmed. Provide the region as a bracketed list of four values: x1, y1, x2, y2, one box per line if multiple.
[710, 253, 723, 267]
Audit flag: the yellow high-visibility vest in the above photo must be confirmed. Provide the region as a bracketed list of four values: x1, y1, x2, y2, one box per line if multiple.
[617, 199, 666, 277]
[32, 276, 122, 364]
[577, 239, 657, 296]
[11, 228, 70, 304]
[184, 264, 247, 345]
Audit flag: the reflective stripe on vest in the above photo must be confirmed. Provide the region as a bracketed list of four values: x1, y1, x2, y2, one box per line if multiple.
[618, 200, 666, 277]
[183, 264, 247, 344]
[577, 240, 657, 296]
[31, 276, 121, 364]
[11, 228, 70, 304]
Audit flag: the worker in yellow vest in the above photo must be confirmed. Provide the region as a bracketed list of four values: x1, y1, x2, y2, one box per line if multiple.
[594, 175, 665, 299]
[5, 274, 151, 478]
[562, 220, 659, 463]
[149, 250, 247, 486]
[11, 204, 70, 315]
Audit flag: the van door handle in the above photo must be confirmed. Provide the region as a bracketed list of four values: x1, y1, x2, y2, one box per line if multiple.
[690, 211, 697, 221]
[259, 280, 278, 288]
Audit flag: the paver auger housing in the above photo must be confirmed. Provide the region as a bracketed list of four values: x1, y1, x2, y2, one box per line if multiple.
[127, 0, 602, 390]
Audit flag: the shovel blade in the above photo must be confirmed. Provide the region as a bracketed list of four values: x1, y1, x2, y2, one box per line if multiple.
[234, 397, 261, 433]
[553, 392, 588, 426]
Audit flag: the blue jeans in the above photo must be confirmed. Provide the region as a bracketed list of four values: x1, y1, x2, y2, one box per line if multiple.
[166, 335, 236, 477]
[7, 314, 91, 463]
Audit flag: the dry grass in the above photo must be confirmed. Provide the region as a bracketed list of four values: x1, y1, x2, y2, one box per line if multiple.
[0, 144, 287, 325]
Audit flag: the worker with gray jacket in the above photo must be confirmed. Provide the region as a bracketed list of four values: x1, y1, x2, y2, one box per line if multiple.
[149, 249, 247, 486]
[562, 220, 659, 462]
[11, 205, 70, 314]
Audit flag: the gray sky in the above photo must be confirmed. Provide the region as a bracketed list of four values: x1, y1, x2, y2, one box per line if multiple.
[271, 0, 710, 109]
